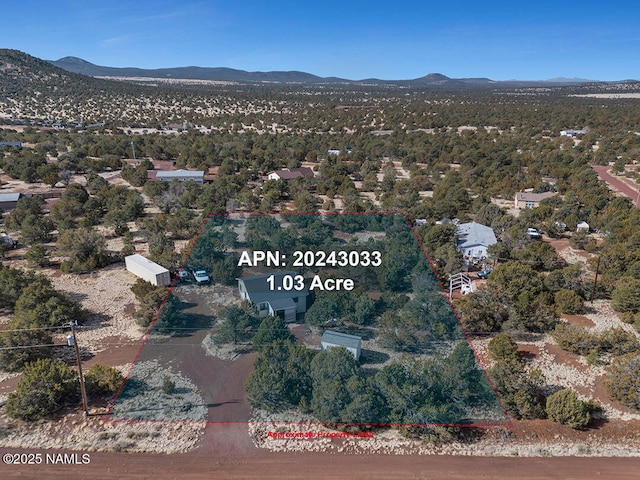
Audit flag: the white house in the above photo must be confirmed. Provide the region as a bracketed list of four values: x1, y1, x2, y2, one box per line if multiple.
[560, 129, 588, 137]
[237, 271, 308, 323]
[266, 167, 314, 181]
[455, 222, 497, 259]
[321, 330, 362, 360]
[155, 169, 205, 184]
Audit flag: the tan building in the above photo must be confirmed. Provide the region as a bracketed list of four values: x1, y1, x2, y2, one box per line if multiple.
[514, 191, 557, 209]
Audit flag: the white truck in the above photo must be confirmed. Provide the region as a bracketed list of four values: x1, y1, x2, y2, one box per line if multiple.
[192, 269, 210, 285]
[125, 254, 171, 286]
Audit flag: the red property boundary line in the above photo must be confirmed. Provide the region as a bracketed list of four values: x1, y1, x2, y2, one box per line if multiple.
[105, 211, 513, 429]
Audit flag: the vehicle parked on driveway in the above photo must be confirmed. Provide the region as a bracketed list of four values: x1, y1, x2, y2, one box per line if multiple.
[192, 269, 210, 285]
[477, 267, 493, 279]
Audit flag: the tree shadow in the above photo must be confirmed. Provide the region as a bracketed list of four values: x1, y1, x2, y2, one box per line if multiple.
[359, 349, 390, 365]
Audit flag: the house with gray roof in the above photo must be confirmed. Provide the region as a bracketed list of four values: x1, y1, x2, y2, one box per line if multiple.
[0, 192, 24, 212]
[455, 222, 497, 259]
[321, 330, 362, 360]
[0, 142, 22, 149]
[237, 271, 308, 323]
[155, 169, 205, 184]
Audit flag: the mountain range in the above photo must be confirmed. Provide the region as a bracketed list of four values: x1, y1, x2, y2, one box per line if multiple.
[49, 56, 609, 87]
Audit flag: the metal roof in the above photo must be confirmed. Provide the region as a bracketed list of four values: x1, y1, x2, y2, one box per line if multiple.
[0, 193, 22, 202]
[238, 271, 308, 304]
[515, 191, 556, 202]
[456, 222, 497, 249]
[156, 169, 204, 178]
[125, 254, 170, 275]
[321, 330, 362, 350]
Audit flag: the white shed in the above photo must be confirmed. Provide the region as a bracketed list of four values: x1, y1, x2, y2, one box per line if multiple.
[321, 330, 362, 360]
[125, 254, 171, 286]
[576, 221, 590, 232]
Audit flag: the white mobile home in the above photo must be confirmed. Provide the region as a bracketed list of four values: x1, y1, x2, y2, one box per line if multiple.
[125, 254, 171, 286]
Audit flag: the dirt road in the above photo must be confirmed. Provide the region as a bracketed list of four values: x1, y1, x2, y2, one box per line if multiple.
[593, 166, 640, 207]
[2, 445, 640, 480]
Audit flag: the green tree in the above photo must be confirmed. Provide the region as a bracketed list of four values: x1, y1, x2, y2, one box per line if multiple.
[488, 333, 518, 361]
[57, 228, 109, 273]
[0, 316, 54, 371]
[545, 389, 591, 429]
[605, 352, 640, 409]
[252, 315, 293, 351]
[14, 282, 84, 328]
[214, 304, 258, 345]
[85, 364, 124, 396]
[488, 359, 545, 419]
[25, 244, 50, 267]
[5, 358, 79, 420]
[554, 289, 584, 315]
[612, 277, 640, 313]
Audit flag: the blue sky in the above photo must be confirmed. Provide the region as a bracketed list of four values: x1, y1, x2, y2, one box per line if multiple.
[2, 0, 639, 80]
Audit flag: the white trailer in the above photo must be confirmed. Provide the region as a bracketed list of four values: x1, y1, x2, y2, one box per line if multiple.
[125, 254, 171, 286]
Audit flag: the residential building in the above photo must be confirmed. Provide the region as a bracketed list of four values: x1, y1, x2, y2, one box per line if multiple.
[455, 222, 497, 259]
[560, 129, 588, 137]
[514, 191, 557, 209]
[267, 167, 314, 181]
[237, 271, 308, 323]
[0, 192, 24, 211]
[0, 141, 22, 149]
[321, 330, 362, 360]
[155, 169, 205, 184]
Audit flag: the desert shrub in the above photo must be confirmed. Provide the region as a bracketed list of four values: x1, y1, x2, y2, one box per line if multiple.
[605, 352, 640, 409]
[552, 324, 639, 357]
[134, 287, 170, 327]
[5, 359, 78, 420]
[488, 359, 546, 419]
[25, 244, 50, 267]
[131, 278, 160, 301]
[85, 364, 124, 397]
[599, 328, 640, 356]
[551, 323, 599, 355]
[545, 389, 591, 429]
[162, 377, 176, 395]
[488, 334, 518, 361]
[554, 289, 584, 315]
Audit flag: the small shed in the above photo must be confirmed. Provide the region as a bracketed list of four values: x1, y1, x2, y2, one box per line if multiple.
[125, 254, 171, 286]
[321, 330, 362, 360]
[576, 221, 590, 232]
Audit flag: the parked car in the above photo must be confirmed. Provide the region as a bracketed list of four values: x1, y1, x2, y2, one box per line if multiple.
[477, 268, 493, 279]
[527, 227, 542, 239]
[192, 269, 210, 285]
[177, 268, 190, 280]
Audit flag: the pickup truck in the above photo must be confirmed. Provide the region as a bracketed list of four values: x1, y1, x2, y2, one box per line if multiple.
[192, 269, 210, 285]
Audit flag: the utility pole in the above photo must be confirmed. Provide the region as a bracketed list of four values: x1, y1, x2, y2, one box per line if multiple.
[590, 256, 601, 303]
[131, 141, 137, 165]
[67, 321, 89, 417]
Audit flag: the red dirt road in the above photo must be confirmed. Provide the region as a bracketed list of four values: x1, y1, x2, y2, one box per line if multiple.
[2, 446, 640, 480]
[593, 166, 640, 207]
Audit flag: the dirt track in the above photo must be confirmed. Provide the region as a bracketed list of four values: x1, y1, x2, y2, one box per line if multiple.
[2, 445, 640, 480]
[593, 166, 640, 207]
